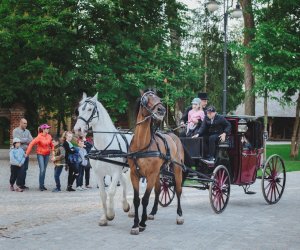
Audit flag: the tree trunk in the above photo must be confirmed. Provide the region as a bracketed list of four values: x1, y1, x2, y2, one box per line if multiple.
[290, 92, 300, 158]
[240, 0, 255, 115]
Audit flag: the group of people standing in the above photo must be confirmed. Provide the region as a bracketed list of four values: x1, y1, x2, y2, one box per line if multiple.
[180, 92, 231, 163]
[9, 118, 93, 192]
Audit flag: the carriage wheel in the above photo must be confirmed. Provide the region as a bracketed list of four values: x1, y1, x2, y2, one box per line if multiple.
[158, 176, 175, 207]
[209, 165, 230, 214]
[261, 154, 286, 204]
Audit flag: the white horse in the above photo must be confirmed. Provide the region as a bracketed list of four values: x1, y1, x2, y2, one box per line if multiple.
[74, 93, 134, 226]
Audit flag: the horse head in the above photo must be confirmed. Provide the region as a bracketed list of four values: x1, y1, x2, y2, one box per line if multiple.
[74, 92, 99, 135]
[139, 90, 166, 122]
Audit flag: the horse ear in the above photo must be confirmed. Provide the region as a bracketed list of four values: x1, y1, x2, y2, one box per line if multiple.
[82, 92, 87, 100]
[93, 92, 98, 101]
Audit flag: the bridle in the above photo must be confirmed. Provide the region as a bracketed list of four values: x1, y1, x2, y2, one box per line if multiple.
[137, 91, 164, 125]
[77, 97, 99, 128]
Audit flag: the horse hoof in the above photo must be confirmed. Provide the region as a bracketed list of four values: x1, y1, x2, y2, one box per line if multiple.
[128, 211, 135, 218]
[130, 227, 139, 235]
[176, 217, 184, 225]
[139, 226, 146, 232]
[123, 203, 130, 213]
[147, 214, 154, 220]
[99, 220, 108, 226]
[106, 214, 115, 221]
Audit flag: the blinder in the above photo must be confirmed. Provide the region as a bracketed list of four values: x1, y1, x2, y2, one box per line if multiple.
[78, 98, 99, 126]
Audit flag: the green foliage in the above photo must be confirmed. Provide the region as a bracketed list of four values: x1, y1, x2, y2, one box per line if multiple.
[0, 0, 244, 130]
[246, 0, 300, 100]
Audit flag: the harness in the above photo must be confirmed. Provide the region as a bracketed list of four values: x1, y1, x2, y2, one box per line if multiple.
[79, 92, 185, 177]
[78, 97, 99, 129]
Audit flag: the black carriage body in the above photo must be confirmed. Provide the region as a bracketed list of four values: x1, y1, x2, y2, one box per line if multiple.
[180, 115, 265, 186]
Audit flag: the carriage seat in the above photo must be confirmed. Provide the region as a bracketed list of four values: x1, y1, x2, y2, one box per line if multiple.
[217, 135, 234, 149]
[179, 137, 204, 159]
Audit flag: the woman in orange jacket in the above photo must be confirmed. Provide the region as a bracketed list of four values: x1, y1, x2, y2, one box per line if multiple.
[26, 124, 54, 191]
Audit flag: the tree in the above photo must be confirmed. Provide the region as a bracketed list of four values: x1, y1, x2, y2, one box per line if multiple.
[0, 0, 100, 133]
[249, 0, 300, 158]
[239, 0, 256, 115]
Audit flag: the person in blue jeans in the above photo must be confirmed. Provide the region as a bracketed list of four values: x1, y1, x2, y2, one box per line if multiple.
[26, 124, 54, 191]
[51, 136, 66, 192]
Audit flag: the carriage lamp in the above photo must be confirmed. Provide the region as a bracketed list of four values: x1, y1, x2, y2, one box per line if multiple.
[238, 119, 248, 134]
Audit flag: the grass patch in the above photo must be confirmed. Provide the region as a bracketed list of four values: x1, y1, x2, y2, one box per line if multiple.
[266, 145, 300, 172]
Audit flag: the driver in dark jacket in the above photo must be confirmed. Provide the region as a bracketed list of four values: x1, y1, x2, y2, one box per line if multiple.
[193, 106, 231, 163]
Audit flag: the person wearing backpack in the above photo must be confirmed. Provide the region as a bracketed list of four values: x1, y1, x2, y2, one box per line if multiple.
[62, 131, 79, 191]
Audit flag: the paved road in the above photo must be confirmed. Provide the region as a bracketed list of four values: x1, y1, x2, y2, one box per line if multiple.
[0, 159, 299, 250]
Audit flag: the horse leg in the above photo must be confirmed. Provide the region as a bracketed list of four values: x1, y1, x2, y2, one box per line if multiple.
[130, 171, 140, 235]
[174, 167, 184, 225]
[97, 175, 109, 226]
[106, 173, 119, 221]
[148, 174, 161, 220]
[119, 172, 130, 213]
[139, 177, 155, 232]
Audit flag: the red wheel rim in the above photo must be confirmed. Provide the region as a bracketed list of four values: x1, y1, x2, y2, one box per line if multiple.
[262, 155, 286, 204]
[210, 166, 230, 213]
[159, 178, 175, 207]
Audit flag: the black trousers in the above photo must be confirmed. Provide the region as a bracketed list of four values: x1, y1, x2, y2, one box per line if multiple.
[67, 163, 79, 187]
[10, 165, 21, 186]
[208, 134, 220, 158]
[85, 165, 91, 186]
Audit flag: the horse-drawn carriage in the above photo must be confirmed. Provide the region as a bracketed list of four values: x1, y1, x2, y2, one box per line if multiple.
[74, 91, 286, 234]
[159, 115, 286, 213]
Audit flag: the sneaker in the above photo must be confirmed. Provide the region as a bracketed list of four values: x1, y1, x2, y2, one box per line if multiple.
[85, 185, 92, 189]
[203, 157, 215, 164]
[39, 187, 44, 191]
[67, 186, 76, 191]
[15, 187, 24, 192]
[42, 186, 47, 190]
[21, 186, 29, 190]
[52, 188, 61, 192]
[81, 186, 87, 190]
[76, 186, 84, 191]
[10, 185, 15, 191]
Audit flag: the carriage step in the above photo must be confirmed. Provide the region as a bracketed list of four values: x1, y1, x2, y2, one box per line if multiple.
[245, 191, 256, 195]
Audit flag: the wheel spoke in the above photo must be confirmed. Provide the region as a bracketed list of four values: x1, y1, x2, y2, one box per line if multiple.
[275, 183, 281, 197]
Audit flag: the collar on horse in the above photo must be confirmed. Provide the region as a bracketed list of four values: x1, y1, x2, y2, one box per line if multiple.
[78, 97, 99, 128]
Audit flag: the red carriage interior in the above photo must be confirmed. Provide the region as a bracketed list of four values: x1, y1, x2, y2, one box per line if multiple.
[226, 116, 264, 185]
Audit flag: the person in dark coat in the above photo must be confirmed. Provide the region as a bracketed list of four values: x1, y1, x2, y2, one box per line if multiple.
[193, 105, 231, 163]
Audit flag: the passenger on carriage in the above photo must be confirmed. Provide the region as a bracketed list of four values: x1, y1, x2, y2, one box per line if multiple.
[193, 106, 231, 163]
[185, 98, 205, 137]
[180, 92, 209, 125]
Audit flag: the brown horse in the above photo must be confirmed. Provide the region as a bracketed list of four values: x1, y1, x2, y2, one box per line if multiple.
[128, 90, 185, 235]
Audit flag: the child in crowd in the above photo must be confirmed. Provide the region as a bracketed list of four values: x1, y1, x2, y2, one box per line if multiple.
[76, 139, 88, 191]
[81, 136, 93, 188]
[51, 136, 66, 192]
[9, 138, 26, 192]
[62, 131, 79, 191]
[186, 98, 205, 137]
